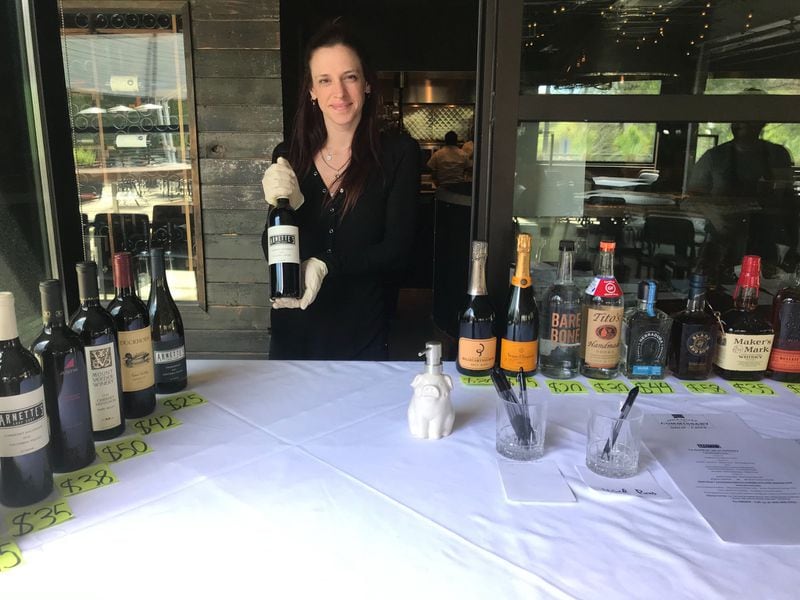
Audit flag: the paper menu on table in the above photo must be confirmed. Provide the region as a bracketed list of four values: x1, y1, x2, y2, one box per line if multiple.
[644, 413, 800, 545]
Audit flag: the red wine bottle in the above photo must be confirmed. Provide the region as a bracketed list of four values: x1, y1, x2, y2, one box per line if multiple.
[267, 197, 301, 299]
[148, 247, 187, 393]
[0, 291, 53, 507]
[70, 261, 125, 439]
[31, 280, 95, 472]
[108, 252, 156, 417]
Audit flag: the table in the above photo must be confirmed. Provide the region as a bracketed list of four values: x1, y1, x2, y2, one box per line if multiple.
[3, 361, 800, 599]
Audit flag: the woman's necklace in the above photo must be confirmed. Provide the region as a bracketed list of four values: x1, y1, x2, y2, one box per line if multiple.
[320, 148, 351, 183]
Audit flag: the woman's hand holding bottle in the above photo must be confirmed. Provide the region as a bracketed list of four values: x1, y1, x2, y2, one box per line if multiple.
[262, 157, 305, 209]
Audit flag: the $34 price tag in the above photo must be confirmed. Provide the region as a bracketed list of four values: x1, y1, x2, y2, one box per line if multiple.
[55, 464, 117, 497]
[0, 540, 23, 572]
[132, 413, 182, 435]
[730, 381, 775, 396]
[161, 391, 207, 412]
[96, 436, 152, 464]
[628, 380, 674, 394]
[589, 380, 630, 394]
[546, 380, 588, 394]
[5, 500, 73, 538]
[685, 382, 727, 395]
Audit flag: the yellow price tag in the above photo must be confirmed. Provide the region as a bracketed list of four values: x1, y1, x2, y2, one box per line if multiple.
[460, 376, 493, 386]
[56, 464, 117, 497]
[96, 436, 152, 464]
[629, 380, 674, 394]
[730, 381, 775, 396]
[589, 380, 630, 394]
[784, 383, 800, 395]
[161, 391, 207, 411]
[546, 380, 588, 394]
[685, 382, 726, 395]
[5, 500, 73, 537]
[0, 540, 23, 571]
[132, 413, 182, 435]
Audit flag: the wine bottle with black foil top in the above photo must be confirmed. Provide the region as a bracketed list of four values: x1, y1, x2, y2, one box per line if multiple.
[70, 261, 125, 439]
[148, 247, 187, 393]
[108, 252, 156, 417]
[457, 241, 497, 376]
[713, 255, 774, 381]
[768, 265, 800, 382]
[668, 273, 716, 380]
[267, 197, 301, 299]
[500, 233, 538, 376]
[31, 280, 95, 472]
[539, 240, 581, 379]
[580, 240, 624, 379]
[621, 280, 672, 379]
[0, 291, 53, 507]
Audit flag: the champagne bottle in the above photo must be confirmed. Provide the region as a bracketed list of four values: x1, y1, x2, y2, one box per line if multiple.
[108, 252, 156, 417]
[457, 241, 497, 376]
[500, 233, 538, 375]
[267, 197, 301, 299]
[539, 240, 581, 379]
[0, 292, 53, 507]
[70, 261, 125, 439]
[148, 247, 187, 393]
[31, 280, 95, 472]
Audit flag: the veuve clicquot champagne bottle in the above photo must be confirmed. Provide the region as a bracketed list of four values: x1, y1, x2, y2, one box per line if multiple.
[267, 197, 301, 299]
[31, 280, 95, 472]
[457, 240, 497, 376]
[108, 252, 156, 417]
[148, 247, 187, 393]
[500, 233, 538, 376]
[70, 261, 125, 440]
[0, 291, 53, 506]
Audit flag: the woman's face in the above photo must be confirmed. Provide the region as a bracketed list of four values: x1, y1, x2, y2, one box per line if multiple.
[309, 44, 370, 132]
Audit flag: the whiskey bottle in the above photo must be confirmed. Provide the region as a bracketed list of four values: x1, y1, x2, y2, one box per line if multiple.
[539, 240, 581, 379]
[768, 266, 800, 382]
[668, 273, 717, 380]
[621, 280, 672, 379]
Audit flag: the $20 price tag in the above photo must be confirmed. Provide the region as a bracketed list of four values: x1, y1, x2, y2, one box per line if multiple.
[96, 436, 152, 464]
[5, 500, 74, 538]
[56, 464, 117, 497]
[161, 391, 207, 412]
[546, 380, 588, 394]
[0, 540, 23, 572]
[132, 414, 182, 435]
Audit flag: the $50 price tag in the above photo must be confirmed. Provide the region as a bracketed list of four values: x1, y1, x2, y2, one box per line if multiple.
[5, 500, 74, 538]
[0, 540, 23, 572]
[161, 391, 207, 412]
[55, 464, 117, 497]
[132, 414, 182, 435]
[96, 436, 152, 464]
[730, 381, 775, 396]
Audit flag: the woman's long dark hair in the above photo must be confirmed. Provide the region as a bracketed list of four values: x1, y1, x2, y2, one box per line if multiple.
[288, 20, 382, 217]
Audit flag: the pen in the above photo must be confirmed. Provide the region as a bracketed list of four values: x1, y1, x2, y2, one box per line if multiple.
[601, 386, 639, 459]
[490, 366, 534, 446]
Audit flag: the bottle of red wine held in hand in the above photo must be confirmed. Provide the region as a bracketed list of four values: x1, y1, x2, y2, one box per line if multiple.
[108, 252, 156, 417]
[267, 197, 301, 299]
[0, 291, 53, 507]
[148, 247, 187, 393]
[457, 241, 497, 376]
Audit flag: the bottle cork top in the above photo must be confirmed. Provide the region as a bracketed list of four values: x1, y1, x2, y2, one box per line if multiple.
[738, 255, 761, 288]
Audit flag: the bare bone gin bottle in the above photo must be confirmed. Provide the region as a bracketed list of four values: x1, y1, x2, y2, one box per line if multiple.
[539, 240, 581, 379]
[500, 233, 538, 376]
[457, 241, 497, 376]
[580, 240, 624, 379]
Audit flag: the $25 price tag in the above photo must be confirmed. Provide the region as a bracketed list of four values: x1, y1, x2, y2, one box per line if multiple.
[56, 464, 117, 497]
[161, 391, 207, 412]
[96, 436, 152, 464]
[730, 381, 775, 396]
[5, 500, 74, 538]
[132, 414, 182, 435]
[0, 540, 23, 572]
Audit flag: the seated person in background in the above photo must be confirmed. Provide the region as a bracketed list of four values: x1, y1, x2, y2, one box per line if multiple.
[427, 131, 471, 187]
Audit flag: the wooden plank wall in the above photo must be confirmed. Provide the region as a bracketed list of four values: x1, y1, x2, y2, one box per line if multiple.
[185, 0, 282, 358]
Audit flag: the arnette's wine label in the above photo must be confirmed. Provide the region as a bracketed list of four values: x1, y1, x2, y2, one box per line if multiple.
[85, 342, 122, 431]
[714, 333, 774, 371]
[583, 306, 623, 368]
[500, 339, 537, 372]
[0, 387, 49, 457]
[458, 337, 497, 371]
[267, 225, 300, 266]
[118, 327, 155, 392]
[153, 339, 187, 383]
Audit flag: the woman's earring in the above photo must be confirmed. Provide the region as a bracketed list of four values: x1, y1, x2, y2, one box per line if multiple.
[310, 96, 317, 105]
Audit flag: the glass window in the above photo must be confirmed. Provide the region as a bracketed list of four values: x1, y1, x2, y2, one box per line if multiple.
[59, 5, 200, 302]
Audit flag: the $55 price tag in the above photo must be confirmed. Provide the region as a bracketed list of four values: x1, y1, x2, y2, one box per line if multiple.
[55, 464, 118, 497]
[5, 500, 74, 538]
[0, 539, 23, 572]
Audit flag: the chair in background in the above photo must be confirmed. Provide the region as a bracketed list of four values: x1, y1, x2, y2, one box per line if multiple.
[151, 204, 193, 270]
[636, 215, 700, 281]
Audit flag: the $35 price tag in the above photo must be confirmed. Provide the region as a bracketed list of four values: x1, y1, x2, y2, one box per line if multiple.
[0, 540, 23, 572]
[546, 380, 588, 394]
[96, 436, 152, 464]
[5, 500, 73, 538]
[628, 380, 674, 394]
[589, 380, 630, 394]
[55, 464, 117, 497]
[161, 391, 207, 412]
[730, 381, 775, 396]
[132, 414, 182, 435]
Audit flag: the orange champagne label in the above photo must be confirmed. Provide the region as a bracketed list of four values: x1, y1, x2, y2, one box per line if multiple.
[458, 337, 496, 370]
[500, 338, 538, 372]
[768, 348, 800, 373]
[118, 327, 155, 392]
[583, 306, 623, 368]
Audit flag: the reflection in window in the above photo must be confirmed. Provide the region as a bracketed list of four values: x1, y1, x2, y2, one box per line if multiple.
[533, 122, 657, 163]
[60, 8, 198, 302]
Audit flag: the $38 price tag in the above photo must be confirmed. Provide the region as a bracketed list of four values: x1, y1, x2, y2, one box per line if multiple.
[96, 436, 152, 464]
[628, 380, 674, 394]
[685, 382, 727, 395]
[730, 381, 775, 396]
[0, 540, 23, 572]
[589, 380, 630, 394]
[5, 500, 73, 538]
[546, 380, 588, 394]
[161, 391, 207, 412]
[55, 464, 117, 497]
[132, 414, 182, 435]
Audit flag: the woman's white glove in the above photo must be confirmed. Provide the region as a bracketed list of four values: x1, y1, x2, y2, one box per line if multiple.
[271, 258, 328, 310]
[262, 157, 304, 209]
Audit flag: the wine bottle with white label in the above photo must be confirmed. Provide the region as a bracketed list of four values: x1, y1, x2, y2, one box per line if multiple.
[0, 291, 53, 507]
[69, 261, 125, 440]
[107, 252, 156, 417]
[267, 197, 301, 299]
[148, 247, 187, 393]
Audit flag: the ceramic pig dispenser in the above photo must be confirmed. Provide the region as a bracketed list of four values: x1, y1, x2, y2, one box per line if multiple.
[408, 341, 454, 440]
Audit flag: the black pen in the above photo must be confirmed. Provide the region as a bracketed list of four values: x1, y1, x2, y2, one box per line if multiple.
[601, 386, 640, 459]
[490, 366, 535, 445]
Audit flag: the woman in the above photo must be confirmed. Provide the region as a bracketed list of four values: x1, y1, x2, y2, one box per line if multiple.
[261, 21, 420, 360]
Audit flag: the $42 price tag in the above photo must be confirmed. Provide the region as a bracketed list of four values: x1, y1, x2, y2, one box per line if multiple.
[96, 436, 152, 464]
[0, 540, 23, 572]
[161, 391, 207, 412]
[628, 380, 674, 394]
[546, 380, 588, 394]
[55, 464, 117, 497]
[685, 382, 727, 395]
[132, 413, 182, 435]
[5, 500, 73, 538]
[730, 381, 776, 396]
[589, 380, 630, 394]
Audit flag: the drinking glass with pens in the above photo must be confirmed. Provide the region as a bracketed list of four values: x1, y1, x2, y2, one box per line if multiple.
[586, 386, 643, 478]
[491, 366, 547, 460]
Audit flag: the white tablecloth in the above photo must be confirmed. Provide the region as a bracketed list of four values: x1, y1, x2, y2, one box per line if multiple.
[3, 361, 800, 599]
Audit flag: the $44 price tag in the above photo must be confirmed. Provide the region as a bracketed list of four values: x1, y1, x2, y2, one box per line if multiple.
[730, 381, 775, 396]
[132, 413, 182, 435]
[685, 382, 727, 395]
[5, 500, 73, 538]
[55, 464, 117, 497]
[628, 380, 674, 394]
[546, 380, 588, 394]
[96, 436, 152, 464]
[589, 380, 630, 394]
[161, 391, 207, 412]
[0, 540, 23, 572]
